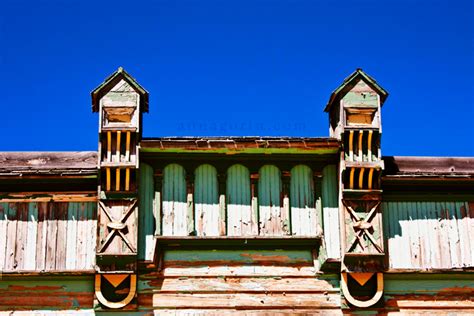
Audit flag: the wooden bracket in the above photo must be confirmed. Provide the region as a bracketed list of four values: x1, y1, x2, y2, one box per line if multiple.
[342, 200, 383, 253]
[341, 272, 383, 308]
[98, 200, 138, 253]
[95, 273, 136, 309]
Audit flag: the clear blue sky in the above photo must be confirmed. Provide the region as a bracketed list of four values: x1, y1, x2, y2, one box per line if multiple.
[1, 0, 473, 156]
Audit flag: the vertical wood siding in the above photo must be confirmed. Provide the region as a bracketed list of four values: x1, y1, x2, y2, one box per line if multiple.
[194, 164, 221, 236]
[258, 165, 289, 235]
[162, 164, 188, 236]
[0, 202, 96, 272]
[226, 164, 257, 236]
[322, 165, 341, 259]
[139, 163, 155, 261]
[290, 165, 317, 236]
[384, 201, 474, 270]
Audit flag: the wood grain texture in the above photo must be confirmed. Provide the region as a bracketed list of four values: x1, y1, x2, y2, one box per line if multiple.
[0, 152, 97, 176]
[1, 202, 96, 272]
[384, 201, 474, 270]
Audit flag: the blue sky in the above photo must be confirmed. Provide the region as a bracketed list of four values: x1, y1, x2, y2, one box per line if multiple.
[1, 0, 473, 156]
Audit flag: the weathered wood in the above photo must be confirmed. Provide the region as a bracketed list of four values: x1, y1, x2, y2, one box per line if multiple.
[0, 204, 6, 270]
[55, 203, 68, 270]
[0, 277, 94, 310]
[259, 165, 285, 236]
[14, 204, 28, 270]
[385, 201, 474, 271]
[97, 200, 137, 255]
[162, 164, 188, 236]
[152, 292, 340, 309]
[0, 192, 96, 203]
[0, 152, 97, 175]
[158, 265, 317, 278]
[144, 277, 338, 293]
[24, 203, 38, 270]
[195, 164, 220, 236]
[65, 203, 78, 270]
[5, 204, 18, 271]
[36, 202, 48, 270]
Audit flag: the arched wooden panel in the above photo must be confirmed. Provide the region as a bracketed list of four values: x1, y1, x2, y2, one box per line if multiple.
[290, 165, 317, 236]
[195, 164, 220, 236]
[162, 164, 188, 236]
[138, 162, 155, 261]
[226, 164, 256, 236]
[322, 165, 341, 259]
[258, 165, 288, 236]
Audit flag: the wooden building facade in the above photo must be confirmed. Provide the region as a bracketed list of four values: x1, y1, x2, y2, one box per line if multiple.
[0, 68, 473, 315]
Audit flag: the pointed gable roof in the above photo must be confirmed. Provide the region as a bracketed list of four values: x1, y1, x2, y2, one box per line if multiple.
[91, 67, 149, 113]
[324, 68, 388, 112]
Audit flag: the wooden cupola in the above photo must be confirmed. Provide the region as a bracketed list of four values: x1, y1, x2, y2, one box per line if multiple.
[325, 68, 388, 140]
[91, 67, 149, 133]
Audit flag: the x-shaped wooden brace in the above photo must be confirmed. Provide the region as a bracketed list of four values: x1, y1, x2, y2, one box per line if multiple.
[98, 199, 138, 253]
[342, 200, 383, 253]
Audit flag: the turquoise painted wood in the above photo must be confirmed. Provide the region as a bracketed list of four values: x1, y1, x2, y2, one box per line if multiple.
[290, 165, 317, 236]
[163, 249, 313, 263]
[383, 201, 474, 270]
[258, 165, 287, 235]
[321, 165, 340, 259]
[226, 164, 256, 235]
[138, 162, 155, 261]
[194, 164, 220, 236]
[162, 164, 187, 236]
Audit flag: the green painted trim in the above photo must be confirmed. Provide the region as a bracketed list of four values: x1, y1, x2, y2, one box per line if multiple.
[163, 249, 313, 262]
[140, 147, 339, 155]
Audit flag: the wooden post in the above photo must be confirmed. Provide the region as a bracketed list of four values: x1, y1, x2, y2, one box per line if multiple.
[368, 168, 374, 190]
[349, 130, 354, 161]
[106, 168, 111, 191]
[359, 168, 365, 189]
[367, 130, 373, 162]
[107, 131, 112, 162]
[116, 168, 121, 191]
[116, 131, 121, 163]
[125, 168, 130, 191]
[125, 131, 131, 162]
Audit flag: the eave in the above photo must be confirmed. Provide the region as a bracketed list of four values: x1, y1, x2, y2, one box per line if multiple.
[140, 137, 340, 155]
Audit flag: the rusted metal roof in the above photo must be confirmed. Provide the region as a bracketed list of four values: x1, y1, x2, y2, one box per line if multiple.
[141, 137, 340, 154]
[0, 152, 98, 176]
[383, 156, 474, 178]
